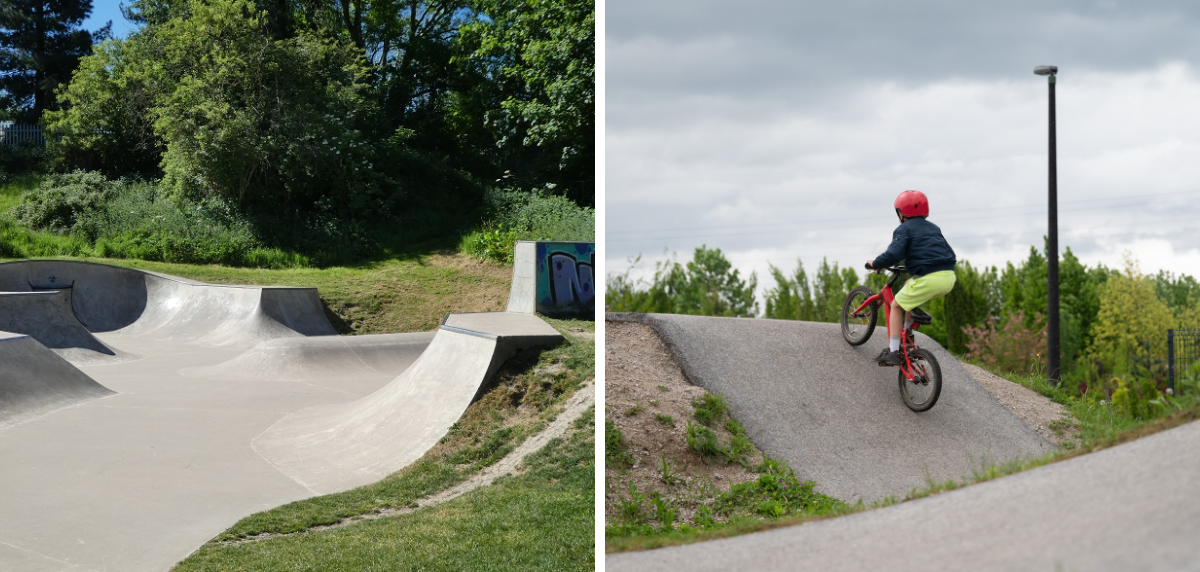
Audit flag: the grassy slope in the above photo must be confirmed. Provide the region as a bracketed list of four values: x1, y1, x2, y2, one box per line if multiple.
[177, 409, 595, 572]
[172, 317, 595, 571]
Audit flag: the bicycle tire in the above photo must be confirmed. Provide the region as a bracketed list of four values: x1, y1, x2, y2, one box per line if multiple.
[841, 285, 878, 346]
[898, 348, 942, 412]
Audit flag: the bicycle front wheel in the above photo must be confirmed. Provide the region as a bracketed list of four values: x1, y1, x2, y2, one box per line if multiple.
[898, 348, 942, 412]
[841, 285, 878, 346]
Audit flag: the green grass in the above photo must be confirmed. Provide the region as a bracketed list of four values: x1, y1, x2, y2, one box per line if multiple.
[0, 172, 42, 211]
[176, 409, 595, 572]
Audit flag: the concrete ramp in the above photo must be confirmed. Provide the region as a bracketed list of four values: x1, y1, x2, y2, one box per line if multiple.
[0, 332, 114, 428]
[0, 290, 117, 355]
[253, 312, 562, 494]
[183, 332, 436, 382]
[0, 260, 335, 347]
[609, 313, 1051, 502]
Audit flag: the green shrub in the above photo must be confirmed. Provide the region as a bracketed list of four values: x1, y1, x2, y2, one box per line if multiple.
[9, 170, 119, 233]
[460, 224, 520, 263]
[5, 171, 310, 268]
[459, 186, 594, 263]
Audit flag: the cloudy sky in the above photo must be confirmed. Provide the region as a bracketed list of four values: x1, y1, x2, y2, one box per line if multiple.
[606, 0, 1200, 308]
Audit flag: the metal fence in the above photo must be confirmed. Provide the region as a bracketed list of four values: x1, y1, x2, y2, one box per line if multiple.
[0, 124, 45, 147]
[1168, 328, 1200, 395]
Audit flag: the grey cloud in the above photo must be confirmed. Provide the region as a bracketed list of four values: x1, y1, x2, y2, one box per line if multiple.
[607, 0, 1200, 127]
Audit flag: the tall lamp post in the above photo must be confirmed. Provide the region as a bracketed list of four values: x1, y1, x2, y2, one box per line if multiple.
[1034, 64, 1060, 384]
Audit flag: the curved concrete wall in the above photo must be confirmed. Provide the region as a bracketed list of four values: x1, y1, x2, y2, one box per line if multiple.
[0, 290, 116, 354]
[0, 260, 336, 346]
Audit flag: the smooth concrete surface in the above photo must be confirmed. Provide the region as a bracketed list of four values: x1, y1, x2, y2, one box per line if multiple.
[0, 331, 114, 429]
[0, 259, 336, 344]
[608, 419, 1200, 572]
[181, 331, 437, 381]
[506, 240, 538, 313]
[255, 312, 564, 494]
[609, 313, 1050, 502]
[0, 260, 563, 572]
[0, 291, 116, 354]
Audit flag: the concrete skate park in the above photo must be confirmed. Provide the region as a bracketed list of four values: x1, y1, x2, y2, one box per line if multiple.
[607, 313, 1200, 570]
[0, 242, 594, 571]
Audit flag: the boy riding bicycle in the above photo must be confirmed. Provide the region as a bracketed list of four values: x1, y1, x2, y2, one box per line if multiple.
[865, 190, 957, 366]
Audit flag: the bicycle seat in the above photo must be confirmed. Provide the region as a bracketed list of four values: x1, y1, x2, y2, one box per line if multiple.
[910, 307, 932, 325]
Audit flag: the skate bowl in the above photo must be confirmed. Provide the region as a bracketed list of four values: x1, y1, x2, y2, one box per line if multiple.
[0, 259, 566, 572]
[0, 259, 336, 346]
[608, 312, 1051, 502]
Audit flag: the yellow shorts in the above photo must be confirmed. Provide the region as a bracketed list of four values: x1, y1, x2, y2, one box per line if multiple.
[894, 270, 956, 311]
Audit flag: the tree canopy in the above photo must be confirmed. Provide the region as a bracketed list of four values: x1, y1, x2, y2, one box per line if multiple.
[0, 0, 108, 122]
[41, 0, 594, 212]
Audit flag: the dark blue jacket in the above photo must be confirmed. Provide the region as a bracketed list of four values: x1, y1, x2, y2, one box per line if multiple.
[872, 217, 956, 276]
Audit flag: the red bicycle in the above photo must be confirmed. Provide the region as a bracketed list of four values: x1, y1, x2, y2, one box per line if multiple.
[840, 265, 943, 412]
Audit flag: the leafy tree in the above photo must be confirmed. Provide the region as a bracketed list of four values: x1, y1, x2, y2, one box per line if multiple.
[0, 0, 107, 122]
[50, 0, 386, 213]
[943, 261, 994, 354]
[1088, 256, 1176, 376]
[460, 0, 594, 205]
[605, 246, 757, 317]
[763, 260, 814, 321]
[44, 37, 162, 176]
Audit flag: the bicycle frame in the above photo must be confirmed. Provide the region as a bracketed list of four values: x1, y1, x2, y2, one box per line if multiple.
[848, 270, 927, 382]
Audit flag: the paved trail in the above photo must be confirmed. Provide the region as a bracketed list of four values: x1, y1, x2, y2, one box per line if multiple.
[608, 419, 1200, 571]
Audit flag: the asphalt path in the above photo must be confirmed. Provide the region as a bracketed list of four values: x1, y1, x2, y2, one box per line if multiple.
[608, 418, 1200, 571]
[608, 313, 1050, 502]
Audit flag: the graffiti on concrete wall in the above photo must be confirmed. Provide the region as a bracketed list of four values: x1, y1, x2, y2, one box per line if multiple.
[537, 242, 595, 316]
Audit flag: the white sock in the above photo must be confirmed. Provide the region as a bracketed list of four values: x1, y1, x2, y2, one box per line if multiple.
[904, 314, 913, 330]
[889, 337, 900, 352]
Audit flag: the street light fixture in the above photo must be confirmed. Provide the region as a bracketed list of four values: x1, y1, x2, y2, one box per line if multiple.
[1035, 64, 1060, 384]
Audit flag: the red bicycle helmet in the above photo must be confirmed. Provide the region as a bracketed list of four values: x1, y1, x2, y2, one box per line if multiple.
[894, 190, 929, 218]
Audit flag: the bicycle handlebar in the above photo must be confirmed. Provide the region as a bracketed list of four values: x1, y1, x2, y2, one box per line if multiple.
[865, 264, 907, 275]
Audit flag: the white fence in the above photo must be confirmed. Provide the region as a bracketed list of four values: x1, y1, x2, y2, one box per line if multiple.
[0, 124, 46, 147]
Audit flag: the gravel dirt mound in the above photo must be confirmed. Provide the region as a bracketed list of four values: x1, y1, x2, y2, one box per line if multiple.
[608, 313, 1052, 502]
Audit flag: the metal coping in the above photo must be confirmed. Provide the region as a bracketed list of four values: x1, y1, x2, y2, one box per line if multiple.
[438, 324, 500, 340]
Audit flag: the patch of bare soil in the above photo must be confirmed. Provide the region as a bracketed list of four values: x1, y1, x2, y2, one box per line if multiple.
[605, 321, 767, 527]
[961, 362, 1081, 448]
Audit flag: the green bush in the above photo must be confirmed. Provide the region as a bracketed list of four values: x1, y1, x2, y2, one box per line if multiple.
[9, 171, 119, 233]
[5, 171, 309, 268]
[460, 186, 594, 263]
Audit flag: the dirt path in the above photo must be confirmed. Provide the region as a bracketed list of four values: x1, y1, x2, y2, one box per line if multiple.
[960, 362, 1079, 448]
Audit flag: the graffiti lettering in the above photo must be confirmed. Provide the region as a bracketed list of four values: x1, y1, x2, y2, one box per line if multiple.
[549, 253, 595, 307]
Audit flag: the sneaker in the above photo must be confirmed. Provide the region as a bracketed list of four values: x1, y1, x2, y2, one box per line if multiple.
[874, 348, 902, 366]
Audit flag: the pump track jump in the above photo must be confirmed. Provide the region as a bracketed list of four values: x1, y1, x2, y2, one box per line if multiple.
[0, 259, 565, 572]
[605, 313, 1200, 571]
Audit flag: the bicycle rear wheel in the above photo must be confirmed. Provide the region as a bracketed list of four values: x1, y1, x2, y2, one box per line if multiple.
[841, 285, 878, 346]
[898, 348, 942, 412]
